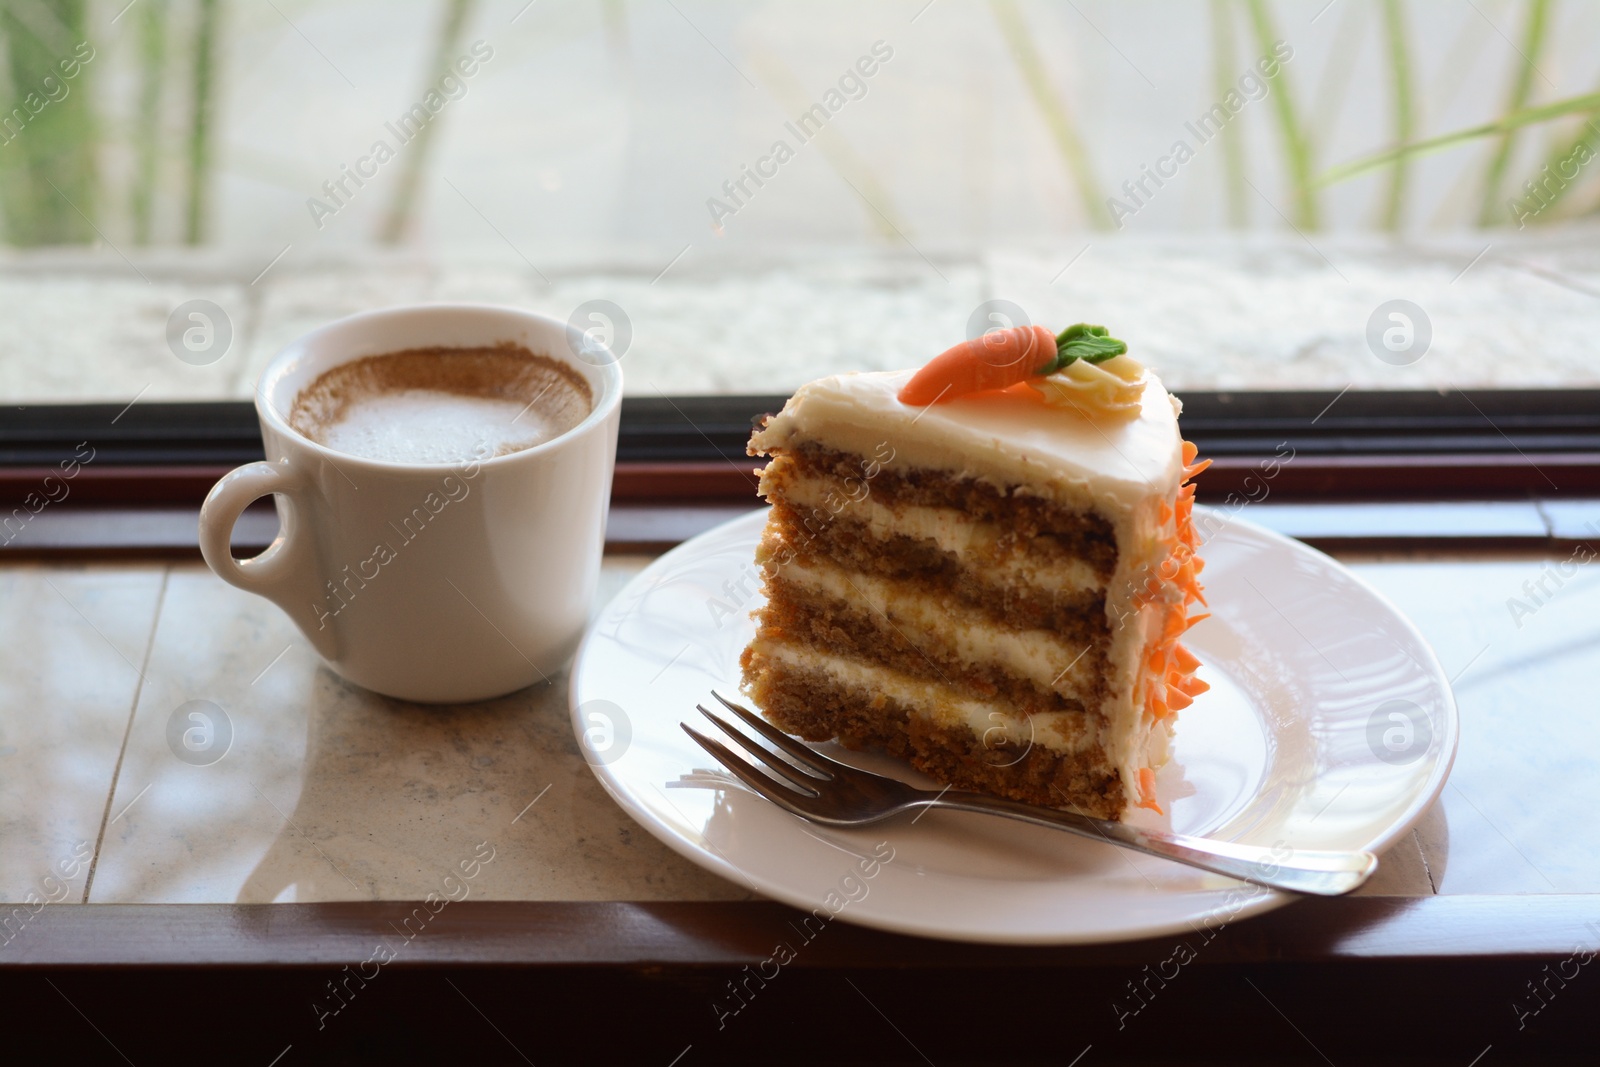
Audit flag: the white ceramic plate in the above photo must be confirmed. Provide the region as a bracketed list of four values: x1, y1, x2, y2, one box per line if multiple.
[570, 507, 1457, 944]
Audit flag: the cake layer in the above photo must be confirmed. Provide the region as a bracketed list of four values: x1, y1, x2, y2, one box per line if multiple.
[761, 503, 1105, 634]
[758, 562, 1107, 715]
[769, 478, 1106, 594]
[764, 444, 1118, 577]
[748, 639, 1100, 755]
[742, 642, 1123, 818]
[772, 553, 1105, 693]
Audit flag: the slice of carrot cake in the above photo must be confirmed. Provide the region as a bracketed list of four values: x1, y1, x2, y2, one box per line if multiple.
[740, 322, 1208, 820]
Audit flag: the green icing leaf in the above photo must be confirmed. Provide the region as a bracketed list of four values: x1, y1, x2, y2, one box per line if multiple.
[1053, 322, 1128, 367]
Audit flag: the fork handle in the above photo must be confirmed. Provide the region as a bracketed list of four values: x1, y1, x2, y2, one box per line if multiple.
[929, 791, 1377, 896]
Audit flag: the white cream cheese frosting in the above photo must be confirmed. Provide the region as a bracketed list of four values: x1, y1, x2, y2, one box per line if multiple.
[748, 369, 1184, 515]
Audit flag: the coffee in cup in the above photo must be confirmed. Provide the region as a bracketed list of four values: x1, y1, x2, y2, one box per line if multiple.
[288, 344, 592, 465]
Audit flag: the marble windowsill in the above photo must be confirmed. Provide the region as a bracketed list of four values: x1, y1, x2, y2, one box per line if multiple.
[2, 231, 1600, 406]
[2, 558, 748, 907]
[3, 547, 1596, 907]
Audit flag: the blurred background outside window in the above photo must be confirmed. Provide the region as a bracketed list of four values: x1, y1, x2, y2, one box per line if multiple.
[1, 0, 1597, 403]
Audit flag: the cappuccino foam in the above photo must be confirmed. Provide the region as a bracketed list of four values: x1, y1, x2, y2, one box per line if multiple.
[290, 345, 592, 464]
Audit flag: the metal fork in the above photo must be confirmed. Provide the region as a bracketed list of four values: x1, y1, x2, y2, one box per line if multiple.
[683, 692, 1377, 896]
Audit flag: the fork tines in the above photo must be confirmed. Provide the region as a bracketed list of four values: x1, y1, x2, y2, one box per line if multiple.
[680, 691, 833, 804]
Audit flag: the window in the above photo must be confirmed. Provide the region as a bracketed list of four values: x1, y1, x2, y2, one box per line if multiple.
[1, 0, 1596, 407]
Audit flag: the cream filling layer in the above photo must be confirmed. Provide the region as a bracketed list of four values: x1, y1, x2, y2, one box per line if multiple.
[776, 556, 1103, 696]
[754, 639, 1103, 757]
[772, 474, 1105, 594]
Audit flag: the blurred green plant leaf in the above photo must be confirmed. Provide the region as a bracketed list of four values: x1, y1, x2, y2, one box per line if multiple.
[1319, 91, 1600, 186]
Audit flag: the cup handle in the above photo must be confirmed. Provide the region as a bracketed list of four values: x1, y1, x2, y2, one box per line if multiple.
[199, 459, 337, 660]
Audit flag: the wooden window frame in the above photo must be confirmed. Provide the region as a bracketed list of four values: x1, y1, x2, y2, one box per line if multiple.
[3, 389, 1599, 556]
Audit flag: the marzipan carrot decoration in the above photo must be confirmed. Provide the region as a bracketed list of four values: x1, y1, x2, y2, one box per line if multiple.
[898, 322, 1128, 406]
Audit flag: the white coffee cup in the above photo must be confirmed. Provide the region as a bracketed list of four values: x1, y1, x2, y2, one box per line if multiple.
[199, 304, 622, 703]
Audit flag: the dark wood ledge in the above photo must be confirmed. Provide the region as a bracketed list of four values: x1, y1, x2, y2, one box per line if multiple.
[4, 896, 1595, 1065]
[8, 895, 1598, 968]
